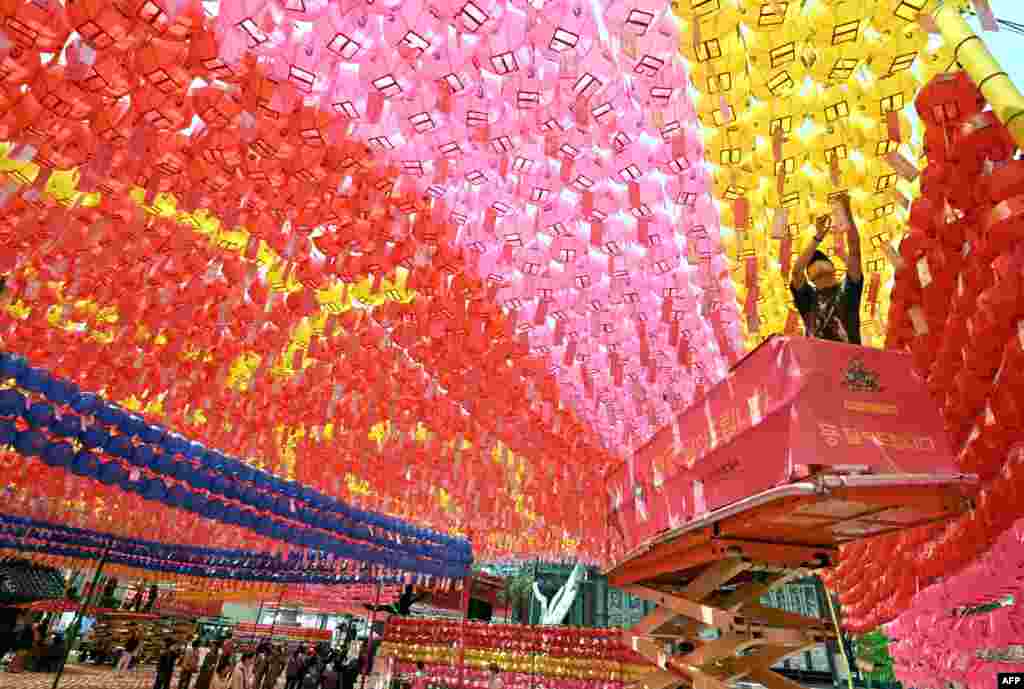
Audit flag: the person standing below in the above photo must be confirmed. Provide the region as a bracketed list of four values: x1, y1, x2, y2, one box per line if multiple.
[262, 645, 287, 689]
[411, 661, 428, 689]
[340, 657, 360, 689]
[253, 645, 269, 689]
[0, 611, 25, 668]
[196, 642, 210, 678]
[789, 193, 864, 345]
[487, 664, 504, 689]
[285, 647, 305, 689]
[144, 584, 161, 613]
[326, 657, 347, 689]
[154, 639, 180, 689]
[128, 588, 144, 612]
[117, 631, 141, 672]
[300, 651, 322, 689]
[179, 640, 200, 689]
[211, 657, 235, 689]
[196, 641, 221, 689]
[232, 652, 257, 689]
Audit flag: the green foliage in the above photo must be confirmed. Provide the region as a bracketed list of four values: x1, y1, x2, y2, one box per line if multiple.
[856, 630, 896, 684]
[497, 571, 537, 623]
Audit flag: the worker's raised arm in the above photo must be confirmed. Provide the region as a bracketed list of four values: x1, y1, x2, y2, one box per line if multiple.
[790, 216, 830, 289]
[835, 194, 862, 283]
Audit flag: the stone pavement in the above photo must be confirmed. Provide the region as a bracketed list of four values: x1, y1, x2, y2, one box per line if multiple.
[0, 664, 291, 689]
[0, 665, 293, 689]
[1, 666, 837, 689]
[1, 665, 161, 689]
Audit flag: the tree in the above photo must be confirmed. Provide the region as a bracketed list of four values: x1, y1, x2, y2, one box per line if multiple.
[855, 630, 896, 684]
[497, 571, 536, 623]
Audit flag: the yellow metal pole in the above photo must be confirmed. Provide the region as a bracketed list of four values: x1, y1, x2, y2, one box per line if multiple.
[824, 586, 854, 689]
[933, 2, 1024, 147]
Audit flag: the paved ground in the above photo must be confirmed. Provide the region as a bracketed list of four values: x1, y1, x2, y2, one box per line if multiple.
[0, 665, 186, 689]
[0, 664, 290, 689]
[2, 665, 156, 689]
[1, 666, 843, 689]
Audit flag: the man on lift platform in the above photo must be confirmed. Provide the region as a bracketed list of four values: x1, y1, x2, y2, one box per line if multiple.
[789, 193, 864, 345]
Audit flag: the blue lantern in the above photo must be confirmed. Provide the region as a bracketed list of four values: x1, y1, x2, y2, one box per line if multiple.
[69, 391, 99, 415]
[0, 352, 25, 379]
[53, 412, 83, 438]
[80, 425, 111, 451]
[42, 440, 75, 468]
[0, 418, 16, 445]
[16, 366, 47, 393]
[25, 401, 56, 428]
[0, 388, 27, 417]
[14, 429, 47, 457]
[130, 444, 156, 468]
[138, 423, 165, 446]
[106, 434, 134, 459]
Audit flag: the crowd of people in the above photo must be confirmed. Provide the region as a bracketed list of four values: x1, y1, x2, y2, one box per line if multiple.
[0, 612, 68, 672]
[148, 638, 365, 689]
[2, 610, 372, 689]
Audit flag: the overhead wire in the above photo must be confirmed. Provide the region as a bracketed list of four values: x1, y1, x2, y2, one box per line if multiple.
[961, 8, 1024, 37]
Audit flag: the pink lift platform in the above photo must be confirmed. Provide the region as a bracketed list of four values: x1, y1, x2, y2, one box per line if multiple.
[602, 337, 977, 689]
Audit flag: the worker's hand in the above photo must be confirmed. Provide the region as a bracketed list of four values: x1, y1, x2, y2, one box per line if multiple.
[830, 192, 853, 228]
[814, 214, 830, 241]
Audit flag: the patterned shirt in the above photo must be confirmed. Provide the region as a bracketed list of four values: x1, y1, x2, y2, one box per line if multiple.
[791, 276, 864, 345]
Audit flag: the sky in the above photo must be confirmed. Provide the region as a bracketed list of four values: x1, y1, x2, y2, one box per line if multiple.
[966, 2, 1024, 83]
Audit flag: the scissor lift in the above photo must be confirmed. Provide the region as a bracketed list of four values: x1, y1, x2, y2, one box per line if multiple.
[605, 472, 976, 689]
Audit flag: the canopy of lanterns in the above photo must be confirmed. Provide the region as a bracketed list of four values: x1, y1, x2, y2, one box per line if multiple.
[0, 0, 999, 572]
[821, 63, 1024, 658]
[1, 347, 472, 578]
[380, 618, 653, 689]
[0, 0, 723, 563]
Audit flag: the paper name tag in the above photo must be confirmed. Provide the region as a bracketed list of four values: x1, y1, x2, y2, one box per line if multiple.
[771, 207, 788, 239]
[916, 256, 933, 288]
[908, 306, 929, 336]
[885, 150, 920, 181]
[747, 393, 762, 424]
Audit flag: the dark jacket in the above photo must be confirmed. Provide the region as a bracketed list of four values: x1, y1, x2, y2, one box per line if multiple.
[16, 625, 34, 650]
[157, 648, 179, 677]
[322, 667, 340, 689]
[341, 660, 360, 689]
[262, 653, 286, 689]
[196, 648, 221, 689]
[301, 658, 322, 688]
[286, 654, 305, 679]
